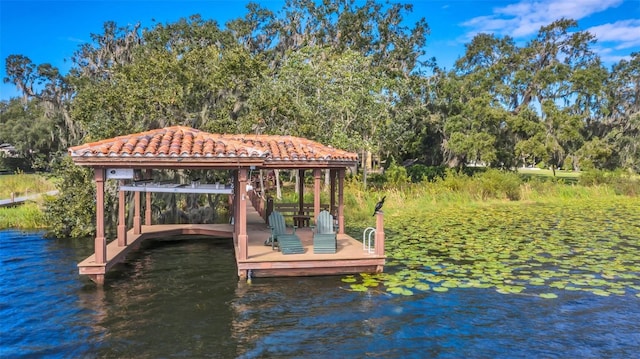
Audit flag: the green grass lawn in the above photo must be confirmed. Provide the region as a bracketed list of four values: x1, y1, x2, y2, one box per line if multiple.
[0, 202, 46, 229]
[0, 173, 56, 199]
[0, 173, 55, 229]
[516, 167, 580, 184]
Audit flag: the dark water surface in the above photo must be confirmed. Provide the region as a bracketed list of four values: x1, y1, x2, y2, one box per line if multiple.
[1, 229, 639, 358]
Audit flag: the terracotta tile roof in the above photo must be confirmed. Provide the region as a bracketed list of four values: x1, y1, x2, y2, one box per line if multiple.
[68, 126, 358, 166]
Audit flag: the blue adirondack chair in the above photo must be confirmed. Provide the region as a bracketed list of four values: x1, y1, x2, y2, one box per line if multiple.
[313, 210, 337, 254]
[266, 211, 304, 254]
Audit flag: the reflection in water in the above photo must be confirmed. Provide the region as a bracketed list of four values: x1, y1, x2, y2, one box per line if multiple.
[1, 230, 640, 358]
[77, 285, 108, 342]
[92, 236, 241, 358]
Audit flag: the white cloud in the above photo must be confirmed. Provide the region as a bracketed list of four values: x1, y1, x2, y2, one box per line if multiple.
[65, 37, 86, 44]
[593, 46, 632, 63]
[462, 0, 624, 39]
[587, 19, 640, 50]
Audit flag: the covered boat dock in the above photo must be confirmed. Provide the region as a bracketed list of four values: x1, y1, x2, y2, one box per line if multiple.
[68, 126, 385, 284]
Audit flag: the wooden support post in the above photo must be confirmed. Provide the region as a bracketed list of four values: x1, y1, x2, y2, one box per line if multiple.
[94, 168, 106, 264]
[329, 169, 336, 216]
[375, 211, 385, 256]
[238, 269, 247, 279]
[233, 170, 239, 236]
[145, 193, 152, 226]
[89, 274, 105, 285]
[133, 191, 141, 234]
[313, 168, 321, 220]
[338, 168, 345, 234]
[117, 180, 127, 247]
[145, 169, 152, 225]
[297, 169, 305, 215]
[238, 168, 248, 261]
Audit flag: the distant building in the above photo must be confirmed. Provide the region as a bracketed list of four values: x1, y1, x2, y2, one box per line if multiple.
[0, 143, 18, 157]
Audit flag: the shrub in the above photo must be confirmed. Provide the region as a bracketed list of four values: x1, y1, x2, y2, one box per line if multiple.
[43, 156, 101, 238]
[366, 173, 386, 187]
[476, 169, 522, 200]
[438, 169, 470, 192]
[406, 164, 446, 183]
[384, 161, 409, 186]
[579, 169, 610, 186]
[579, 169, 639, 197]
[611, 177, 639, 196]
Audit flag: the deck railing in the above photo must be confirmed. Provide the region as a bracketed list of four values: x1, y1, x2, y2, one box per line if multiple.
[248, 190, 268, 221]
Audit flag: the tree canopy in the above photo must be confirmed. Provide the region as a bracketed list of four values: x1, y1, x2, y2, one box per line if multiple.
[2, 2, 639, 173]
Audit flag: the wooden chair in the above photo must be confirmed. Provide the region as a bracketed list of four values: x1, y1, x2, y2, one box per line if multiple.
[313, 210, 337, 254]
[266, 211, 304, 254]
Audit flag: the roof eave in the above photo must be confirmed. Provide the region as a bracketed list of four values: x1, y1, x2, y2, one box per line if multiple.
[69, 156, 358, 169]
[69, 157, 266, 169]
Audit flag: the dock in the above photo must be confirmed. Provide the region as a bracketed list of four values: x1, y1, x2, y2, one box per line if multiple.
[78, 201, 385, 282]
[68, 126, 385, 284]
[0, 190, 59, 207]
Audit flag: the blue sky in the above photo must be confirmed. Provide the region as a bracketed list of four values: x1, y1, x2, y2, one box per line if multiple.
[1, 0, 639, 100]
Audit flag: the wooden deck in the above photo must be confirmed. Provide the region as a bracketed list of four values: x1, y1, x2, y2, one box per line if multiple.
[0, 190, 59, 207]
[78, 201, 385, 282]
[77, 224, 235, 277]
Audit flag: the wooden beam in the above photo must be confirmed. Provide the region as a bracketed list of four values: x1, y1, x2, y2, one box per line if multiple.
[238, 168, 248, 261]
[233, 170, 239, 237]
[70, 157, 357, 169]
[145, 192, 152, 225]
[338, 168, 345, 234]
[94, 168, 106, 264]
[313, 168, 321, 220]
[329, 169, 336, 216]
[117, 180, 127, 246]
[145, 169, 152, 225]
[297, 169, 305, 215]
[133, 191, 141, 234]
[244, 266, 382, 278]
[88, 274, 105, 285]
[375, 211, 385, 256]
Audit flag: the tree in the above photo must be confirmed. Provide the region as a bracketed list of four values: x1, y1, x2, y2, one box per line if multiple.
[0, 98, 63, 170]
[71, 18, 264, 139]
[4, 55, 80, 146]
[248, 46, 386, 154]
[602, 53, 640, 172]
[43, 156, 101, 238]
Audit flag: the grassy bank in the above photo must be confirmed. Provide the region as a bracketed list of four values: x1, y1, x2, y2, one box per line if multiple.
[1, 168, 637, 231]
[0, 172, 56, 198]
[0, 202, 47, 229]
[343, 181, 624, 230]
[0, 173, 56, 229]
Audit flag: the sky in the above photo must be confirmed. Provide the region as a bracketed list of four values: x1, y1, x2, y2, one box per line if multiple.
[1, 0, 640, 101]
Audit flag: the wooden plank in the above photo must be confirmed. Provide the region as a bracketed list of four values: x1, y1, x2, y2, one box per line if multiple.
[247, 266, 382, 278]
[120, 183, 232, 194]
[78, 224, 234, 274]
[237, 258, 384, 270]
[237, 219, 385, 278]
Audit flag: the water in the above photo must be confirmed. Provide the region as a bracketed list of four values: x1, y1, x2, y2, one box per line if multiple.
[1, 229, 639, 358]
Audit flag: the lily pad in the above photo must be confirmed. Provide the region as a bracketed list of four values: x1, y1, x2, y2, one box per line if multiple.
[539, 293, 558, 299]
[341, 276, 357, 283]
[350, 284, 368, 292]
[348, 197, 640, 297]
